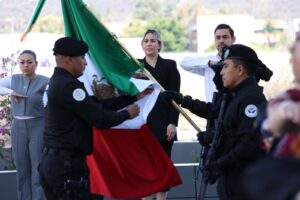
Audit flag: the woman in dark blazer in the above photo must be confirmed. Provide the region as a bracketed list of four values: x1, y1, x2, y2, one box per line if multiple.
[138, 29, 181, 200]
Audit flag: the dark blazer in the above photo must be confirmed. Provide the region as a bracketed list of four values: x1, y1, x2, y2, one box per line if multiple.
[139, 55, 181, 142]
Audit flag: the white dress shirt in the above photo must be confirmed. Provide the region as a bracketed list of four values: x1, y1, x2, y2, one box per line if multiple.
[180, 54, 221, 102]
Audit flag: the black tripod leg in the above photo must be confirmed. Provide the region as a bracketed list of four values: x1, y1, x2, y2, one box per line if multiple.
[197, 145, 210, 200]
[198, 179, 207, 200]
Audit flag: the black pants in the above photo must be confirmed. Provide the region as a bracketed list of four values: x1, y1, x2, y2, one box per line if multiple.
[217, 171, 251, 200]
[39, 149, 91, 200]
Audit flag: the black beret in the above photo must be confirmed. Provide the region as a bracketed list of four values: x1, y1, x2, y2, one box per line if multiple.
[223, 44, 259, 65]
[53, 37, 89, 56]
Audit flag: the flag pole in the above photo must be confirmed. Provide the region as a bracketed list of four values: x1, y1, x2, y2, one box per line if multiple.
[22, 0, 201, 132]
[101, 25, 201, 132]
[142, 69, 202, 133]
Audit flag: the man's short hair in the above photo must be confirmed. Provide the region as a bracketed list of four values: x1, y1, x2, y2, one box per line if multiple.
[214, 24, 235, 38]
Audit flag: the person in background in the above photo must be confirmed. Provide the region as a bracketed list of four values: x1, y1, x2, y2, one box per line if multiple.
[39, 37, 151, 200]
[136, 29, 181, 200]
[0, 50, 48, 200]
[243, 33, 300, 200]
[180, 24, 236, 102]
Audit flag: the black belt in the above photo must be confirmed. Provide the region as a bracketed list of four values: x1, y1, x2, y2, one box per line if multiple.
[43, 147, 85, 158]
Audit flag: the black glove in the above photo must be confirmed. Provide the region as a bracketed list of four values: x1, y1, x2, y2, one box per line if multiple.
[209, 61, 225, 91]
[197, 131, 213, 146]
[160, 91, 183, 105]
[202, 160, 221, 184]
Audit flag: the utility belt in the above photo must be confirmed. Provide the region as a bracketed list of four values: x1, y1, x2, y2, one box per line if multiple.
[43, 147, 85, 159]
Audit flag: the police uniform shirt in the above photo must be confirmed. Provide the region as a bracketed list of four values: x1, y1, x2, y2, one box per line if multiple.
[217, 77, 266, 169]
[44, 67, 132, 155]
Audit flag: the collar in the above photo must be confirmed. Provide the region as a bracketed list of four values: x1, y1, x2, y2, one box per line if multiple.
[142, 55, 162, 67]
[229, 77, 256, 96]
[54, 67, 77, 79]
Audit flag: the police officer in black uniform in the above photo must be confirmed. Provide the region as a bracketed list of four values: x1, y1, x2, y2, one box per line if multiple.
[39, 37, 147, 200]
[162, 44, 269, 200]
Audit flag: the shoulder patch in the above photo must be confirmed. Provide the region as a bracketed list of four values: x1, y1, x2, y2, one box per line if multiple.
[73, 88, 86, 101]
[244, 104, 258, 118]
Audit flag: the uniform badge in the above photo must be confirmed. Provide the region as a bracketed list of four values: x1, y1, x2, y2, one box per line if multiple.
[73, 88, 86, 101]
[244, 104, 258, 118]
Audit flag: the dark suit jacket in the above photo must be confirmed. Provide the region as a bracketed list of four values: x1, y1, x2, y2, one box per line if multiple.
[139, 55, 181, 142]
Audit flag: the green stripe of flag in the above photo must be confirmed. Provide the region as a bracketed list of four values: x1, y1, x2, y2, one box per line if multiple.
[61, 0, 142, 95]
[23, 0, 142, 95]
[21, 0, 46, 41]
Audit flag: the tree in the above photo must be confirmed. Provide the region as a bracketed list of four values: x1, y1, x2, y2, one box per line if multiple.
[145, 18, 187, 52]
[32, 15, 64, 34]
[133, 0, 165, 20]
[262, 20, 277, 47]
[122, 19, 147, 37]
[172, 0, 206, 51]
[123, 17, 187, 52]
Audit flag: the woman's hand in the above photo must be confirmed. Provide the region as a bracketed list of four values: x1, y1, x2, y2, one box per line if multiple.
[136, 87, 154, 100]
[166, 124, 177, 142]
[133, 70, 146, 79]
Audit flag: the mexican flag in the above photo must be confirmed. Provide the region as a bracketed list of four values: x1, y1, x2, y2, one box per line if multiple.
[23, 0, 182, 198]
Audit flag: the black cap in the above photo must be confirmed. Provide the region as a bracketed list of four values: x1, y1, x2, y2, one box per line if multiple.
[222, 44, 259, 65]
[53, 37, 89, 56]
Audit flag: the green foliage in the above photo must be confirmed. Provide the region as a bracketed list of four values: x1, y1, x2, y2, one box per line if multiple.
[124, 18, 187, 52]
[204, 43, 216, 52]
[123, 19, 147, 37]
[0, 96, 12, 148]
[263, 20, 277, 34]
[0, 147, 15, 170]
[145, 18, 187, 52]
[250, 36, 292, 51]
[262, 20, 282, 47]
[0, 54, 16, 170]
[253, 20, 292, 50]
[32, 15, 64, 34]
[0, 52, 17, 149]
[134, 0, 165, 20]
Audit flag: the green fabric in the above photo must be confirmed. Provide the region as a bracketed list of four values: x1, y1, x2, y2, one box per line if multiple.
[24, 0, 142, 95]
[23, 0, 46, 34]
[61, 0, 142, 95]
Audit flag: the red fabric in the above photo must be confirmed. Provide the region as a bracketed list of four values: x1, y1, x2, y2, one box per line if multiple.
[275, 133, 300, 158]
[86, 125, 182, 198]
[287, 88, 300, 101]
[272, 89, 300, 158]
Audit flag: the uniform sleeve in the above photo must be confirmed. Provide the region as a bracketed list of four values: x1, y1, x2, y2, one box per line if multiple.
[99, 95, 137, 111]
[180, 57, 209, 76]
[217, 98, 265, 169]
[61, 83, 131, 129]
[0, 76, 13, 95]
[181, 95, 213, 119]
[166, 60, 181, 125]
